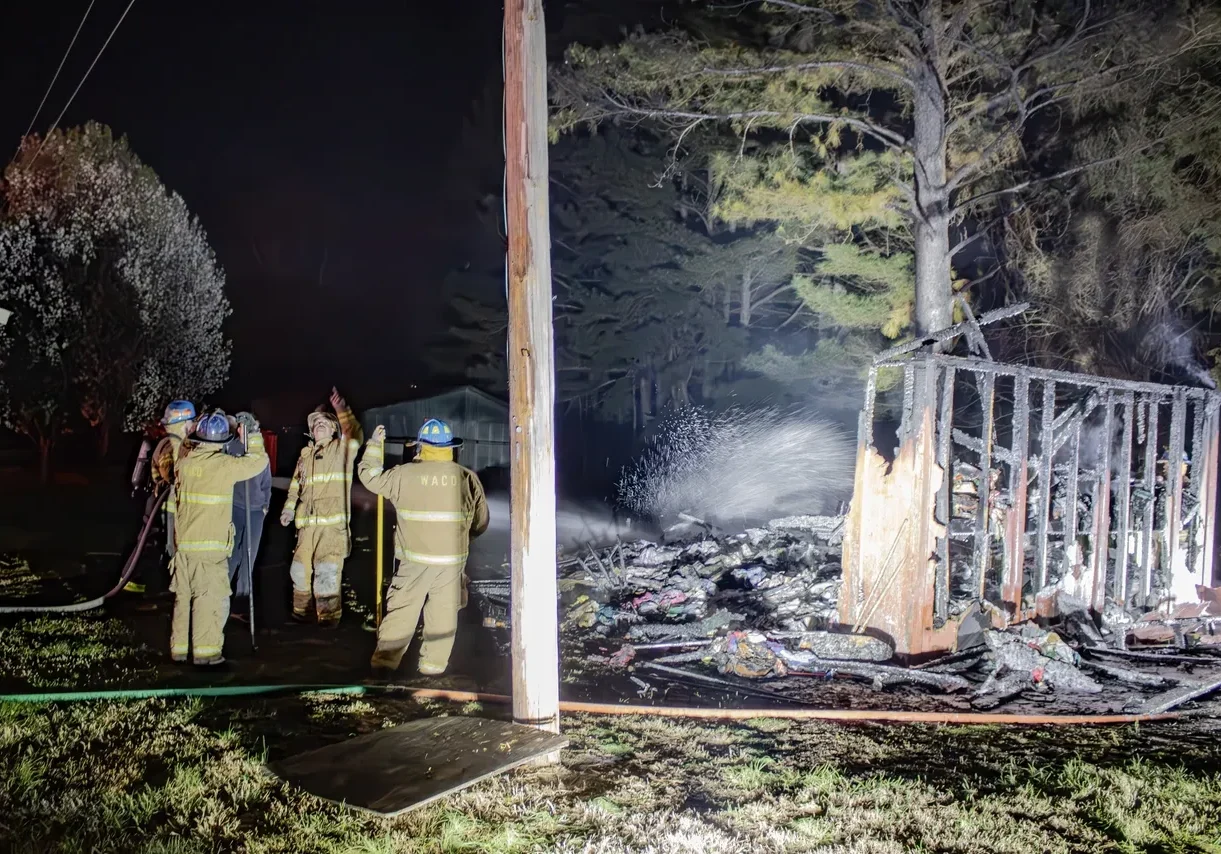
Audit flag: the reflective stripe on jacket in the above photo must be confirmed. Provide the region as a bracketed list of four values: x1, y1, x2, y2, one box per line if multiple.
[282, 408, 364, 531]
[174, 434, 269, 556]
[357, 438, 489, 566]
[152, 435, 185, 514]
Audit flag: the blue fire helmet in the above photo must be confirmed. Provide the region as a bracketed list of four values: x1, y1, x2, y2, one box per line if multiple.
[162, 400, 196, 426]
[417, 418, 459, 447]
[193, 411, 232, 443]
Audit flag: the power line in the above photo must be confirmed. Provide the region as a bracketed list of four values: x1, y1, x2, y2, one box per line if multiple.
[21, 0, 98, 147]
[29, 0, 139, 164]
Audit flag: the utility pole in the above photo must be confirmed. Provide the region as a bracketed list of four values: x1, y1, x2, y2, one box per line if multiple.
[504, 0, 560, 735]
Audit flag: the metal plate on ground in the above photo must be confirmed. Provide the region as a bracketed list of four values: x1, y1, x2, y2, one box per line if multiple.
[268, 716, 568, 817]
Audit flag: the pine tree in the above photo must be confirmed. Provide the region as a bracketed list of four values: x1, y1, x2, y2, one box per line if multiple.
[552, 0, 1220, 353]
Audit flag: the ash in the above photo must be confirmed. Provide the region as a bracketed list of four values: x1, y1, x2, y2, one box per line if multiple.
[617, 406, 856, 528]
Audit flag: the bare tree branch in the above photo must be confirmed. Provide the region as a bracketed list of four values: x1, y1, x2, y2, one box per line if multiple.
[694, 59, 913, 88]
[587, 95, 910, 150]
[712, 0, 833, 15]
[751, 282, 796, 311]
[956, 152, 1141, 213]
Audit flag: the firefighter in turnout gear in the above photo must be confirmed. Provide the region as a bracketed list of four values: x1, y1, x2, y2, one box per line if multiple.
[124, 400, 196, 594]
[280, 387, 363, 625]
[171, 411, 268, 665]
[358, 418, 489, 677]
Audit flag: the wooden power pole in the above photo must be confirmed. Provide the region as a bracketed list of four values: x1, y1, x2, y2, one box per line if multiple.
[504, 0, 560, 734]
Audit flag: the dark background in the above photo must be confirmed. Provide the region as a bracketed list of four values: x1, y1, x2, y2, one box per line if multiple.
[0, 1, 670, 488]
[0, 2, 670, 413]
[0, 1, 507, 411]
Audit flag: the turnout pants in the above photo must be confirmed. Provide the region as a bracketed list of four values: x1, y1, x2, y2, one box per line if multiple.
[170, 552, 230, 664]
[371, 560, 461, 674]
[227, 506, 265, 598]
[289, 524, 348, 624]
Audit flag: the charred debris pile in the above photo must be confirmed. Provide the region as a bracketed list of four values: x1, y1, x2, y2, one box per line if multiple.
[471, 514, 1221, 715]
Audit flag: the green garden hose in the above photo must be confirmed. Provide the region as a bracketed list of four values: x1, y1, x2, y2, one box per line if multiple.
[0, 684, 367, 703]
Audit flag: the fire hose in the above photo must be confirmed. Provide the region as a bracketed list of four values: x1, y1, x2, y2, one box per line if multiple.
[0, 681, 1180, 725]
[0, 489, 168, 615]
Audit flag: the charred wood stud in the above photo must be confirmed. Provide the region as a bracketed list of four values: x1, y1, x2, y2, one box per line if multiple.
[1140, 397, 1161, 602]
[1091, 395, 1114, 614]
[1036, 380, 1056, 589]
[1166, 393, 1187, 600]
[1187, 398, 1207, 578]
[953, 429, 1014, 467]
[936, 365, 955, 623]
[861, 365, 878, 452]
[875, 302, 1029, 362]
[1115, 395, 1135, 607]
[1201, 401, 1221, 588]
[1063, 421, 1082, 583]
[1052, 393, 1101, 459]
[955, 294, 994, 361]
[974, 372, 996, 599]
[1005, 374, 1031, 615]
[900, 364, 916, 442]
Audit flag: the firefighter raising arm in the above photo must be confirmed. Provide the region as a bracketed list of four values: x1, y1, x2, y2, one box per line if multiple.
[332, 387, 364, 444]
[357, 425, 400, 501]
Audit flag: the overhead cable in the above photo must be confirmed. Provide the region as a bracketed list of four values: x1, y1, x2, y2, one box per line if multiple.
[19, 0, 98, 149]
[29, 0, 139, 164]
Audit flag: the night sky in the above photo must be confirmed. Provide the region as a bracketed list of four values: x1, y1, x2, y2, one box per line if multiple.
[0, 1, 506, 412]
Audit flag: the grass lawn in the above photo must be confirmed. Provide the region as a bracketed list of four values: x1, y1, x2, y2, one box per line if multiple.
[2, 615, 1221, 852]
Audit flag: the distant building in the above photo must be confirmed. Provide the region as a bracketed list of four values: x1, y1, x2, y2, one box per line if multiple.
[360, 385, 509, 472]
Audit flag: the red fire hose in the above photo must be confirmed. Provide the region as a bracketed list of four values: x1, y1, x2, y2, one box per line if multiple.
[394, 686, 1179, 726]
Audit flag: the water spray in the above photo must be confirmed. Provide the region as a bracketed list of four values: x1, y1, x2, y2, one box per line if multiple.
[618, 406, 856, 529]
[481, 494, 642, 550]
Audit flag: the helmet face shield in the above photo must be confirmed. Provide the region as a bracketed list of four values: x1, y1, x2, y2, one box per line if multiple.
[193, 411, 232, 443]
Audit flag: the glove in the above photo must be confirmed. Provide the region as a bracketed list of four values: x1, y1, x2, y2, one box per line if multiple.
[280, 508, 294, 527]
[236, 412, 260, 434]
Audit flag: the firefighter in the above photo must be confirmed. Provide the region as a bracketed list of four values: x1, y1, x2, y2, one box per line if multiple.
[280, 387, 363, 625]
[171, 411, 268, 665]
[357, 418, 489, 677]
[123, 400, 196, 594]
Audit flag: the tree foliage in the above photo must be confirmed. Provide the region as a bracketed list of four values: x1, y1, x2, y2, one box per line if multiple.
[552, 0, 1220, 390]
[550, 131, 744, 415]
[1005, 21, 1221, 383]
[444, 127, 813, 421]
[0, 124, 230, 469]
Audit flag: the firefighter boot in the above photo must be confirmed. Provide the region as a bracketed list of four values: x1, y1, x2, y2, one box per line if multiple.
[291, 588, 314, 623]
[314, 561, 343, 627]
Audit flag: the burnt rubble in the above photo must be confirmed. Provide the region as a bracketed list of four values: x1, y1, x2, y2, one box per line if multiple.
[556, 515, 845, 640]
[473, 310, 1221, 715]
[469, 510, 1221, 715]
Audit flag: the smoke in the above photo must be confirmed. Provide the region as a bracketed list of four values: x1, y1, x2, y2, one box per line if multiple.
[1144, 317, 1216, 390]
[617, 406, 856, 528]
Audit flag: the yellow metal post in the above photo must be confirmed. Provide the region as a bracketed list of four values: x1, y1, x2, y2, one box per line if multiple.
[375, 494, 384, 628]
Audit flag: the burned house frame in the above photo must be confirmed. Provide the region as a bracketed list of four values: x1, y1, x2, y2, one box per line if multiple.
[841, 303, 1221, 655]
